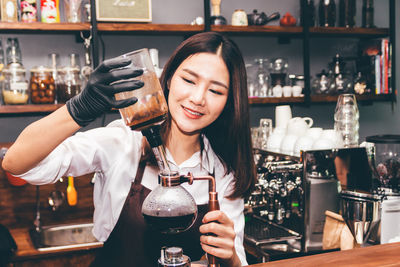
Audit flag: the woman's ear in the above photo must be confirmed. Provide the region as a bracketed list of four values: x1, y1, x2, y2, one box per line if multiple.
[167, 79, 171, 90]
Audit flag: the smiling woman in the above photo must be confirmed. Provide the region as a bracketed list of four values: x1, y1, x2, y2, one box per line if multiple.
[3, 32, 255, 267]
[168, 52, 229, 135]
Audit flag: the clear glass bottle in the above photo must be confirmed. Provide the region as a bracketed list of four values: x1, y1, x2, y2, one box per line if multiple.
[30, 66, 56, 104]
[6, 38, 22, 65]
[2, 63, 29, 105]
[253, 58, 270, 97]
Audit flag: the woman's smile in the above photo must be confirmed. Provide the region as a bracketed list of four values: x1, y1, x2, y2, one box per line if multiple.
[182, 105, 204, 119]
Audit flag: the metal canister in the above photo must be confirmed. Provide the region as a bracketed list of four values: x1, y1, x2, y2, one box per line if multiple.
[158, 247, 191, 267]
[232, 9, 248, 26]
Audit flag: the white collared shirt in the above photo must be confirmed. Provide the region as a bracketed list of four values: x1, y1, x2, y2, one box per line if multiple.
[18, 119, 248, 265]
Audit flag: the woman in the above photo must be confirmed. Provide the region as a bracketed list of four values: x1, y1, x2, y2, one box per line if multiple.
[2, 32, 256, 266]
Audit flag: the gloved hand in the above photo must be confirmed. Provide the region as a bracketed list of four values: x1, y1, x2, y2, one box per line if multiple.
[66, 56, 144, 127]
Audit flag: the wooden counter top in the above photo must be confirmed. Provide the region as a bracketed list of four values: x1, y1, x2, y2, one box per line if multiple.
[11, 226, 400, 266]
[10, 228, 102, 260]
[249, 242, 400, 266]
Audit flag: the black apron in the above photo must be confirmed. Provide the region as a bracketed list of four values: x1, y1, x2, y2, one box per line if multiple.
[91, 159, 208, 267]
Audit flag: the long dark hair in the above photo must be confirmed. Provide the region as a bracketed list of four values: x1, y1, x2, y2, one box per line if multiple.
[153, 32, 256, 199]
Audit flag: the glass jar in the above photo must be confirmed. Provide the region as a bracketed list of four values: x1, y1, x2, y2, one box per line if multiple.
[2, 63, 29, 105]
[56, 66, 82, 103]
[269, 58, 288, 87]
[30, 66, 56, 104]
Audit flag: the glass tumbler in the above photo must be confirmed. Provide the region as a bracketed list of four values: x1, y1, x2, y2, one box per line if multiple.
[114, 48, 169, 131]
[259, 118, 273, 150]
[334, 94, 359, 147]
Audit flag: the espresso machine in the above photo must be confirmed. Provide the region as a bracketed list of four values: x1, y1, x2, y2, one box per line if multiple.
[245, 147, 378, 260]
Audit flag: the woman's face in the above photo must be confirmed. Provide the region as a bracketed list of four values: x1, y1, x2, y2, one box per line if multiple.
[168, 52, 229, 135]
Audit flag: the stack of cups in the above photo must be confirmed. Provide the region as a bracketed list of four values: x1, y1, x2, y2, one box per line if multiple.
[334, 94, 359, 147]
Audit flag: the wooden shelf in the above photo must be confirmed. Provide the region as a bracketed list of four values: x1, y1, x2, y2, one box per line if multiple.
[309, 27, 389, 37]
[0, 22, 90, 32]
[211, 25, 303, 36]
[249, 96, 305, 105]
[97, 23, 203, 34]
[0, 104, 63, 114]
[310, 94, 393, 103]
[248, 94, 393, 105]
[0, 22, 389, 38]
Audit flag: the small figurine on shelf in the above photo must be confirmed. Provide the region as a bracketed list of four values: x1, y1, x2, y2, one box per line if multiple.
[280, 12, 297, 26]
[210, 0, 226, 25]
[353, 72, 371, 95]
[21, 0, 38, 22]
[41, 0, 60, 23]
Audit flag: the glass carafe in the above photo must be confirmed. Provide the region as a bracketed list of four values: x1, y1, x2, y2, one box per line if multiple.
[142, 171, 198, 235]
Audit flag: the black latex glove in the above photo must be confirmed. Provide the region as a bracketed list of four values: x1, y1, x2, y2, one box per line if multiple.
[66, 56, 144, 127]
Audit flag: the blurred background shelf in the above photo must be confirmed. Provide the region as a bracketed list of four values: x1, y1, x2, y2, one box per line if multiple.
[0, 104, 63, 114]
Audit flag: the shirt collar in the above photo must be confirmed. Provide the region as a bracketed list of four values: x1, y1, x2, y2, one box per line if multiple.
[165, 134, 214, 175]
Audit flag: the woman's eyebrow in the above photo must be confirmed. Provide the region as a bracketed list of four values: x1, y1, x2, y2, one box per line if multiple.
[182, 68, 228, 89]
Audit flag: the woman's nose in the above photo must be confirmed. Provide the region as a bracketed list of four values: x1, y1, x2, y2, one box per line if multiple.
[189, 86, 206, 106]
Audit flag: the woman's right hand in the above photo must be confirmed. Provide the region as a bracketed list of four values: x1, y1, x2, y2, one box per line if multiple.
[66, 56, 144, 127]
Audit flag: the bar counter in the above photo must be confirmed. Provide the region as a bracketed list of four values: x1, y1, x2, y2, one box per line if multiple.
[249, 242, 400, 266]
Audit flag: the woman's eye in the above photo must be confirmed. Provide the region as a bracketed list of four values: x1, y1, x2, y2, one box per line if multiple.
[209, 89, 223, 95]
[182, 77, 195, 84]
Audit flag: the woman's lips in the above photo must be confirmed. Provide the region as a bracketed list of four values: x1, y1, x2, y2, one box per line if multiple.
[182, 106, 203, 119]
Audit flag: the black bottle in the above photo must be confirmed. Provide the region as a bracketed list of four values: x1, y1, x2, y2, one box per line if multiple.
[339, 0, 356, 27]
[301, 0, 316, 27]
[362, 0, 375, 28]
[319, 0, 336, 27]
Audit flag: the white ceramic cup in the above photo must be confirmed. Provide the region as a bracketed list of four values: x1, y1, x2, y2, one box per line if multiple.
[283, 86, 292, 97]
[312, 138, 335, 150]
[321, 129, 344, 148]
[280, 134, 299, 155]
[273, 85, 283, 97]
[294, 135, 314, 156]
[286, 117, 314, 137]
[267, 127, 286, 152]
[275, 105, 292, 129]
[292, 85, 303, 97]
[306, 127, 323, 140]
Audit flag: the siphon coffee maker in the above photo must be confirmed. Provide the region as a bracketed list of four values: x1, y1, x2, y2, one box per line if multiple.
[116, 48, 221, 266]
[142, 171, 220, 267]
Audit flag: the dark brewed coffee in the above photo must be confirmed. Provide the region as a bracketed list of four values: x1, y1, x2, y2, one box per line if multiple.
[143, 213, 196, 235]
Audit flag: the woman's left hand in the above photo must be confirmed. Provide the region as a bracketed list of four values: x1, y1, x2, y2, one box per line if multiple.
[199, 210, 241, 266]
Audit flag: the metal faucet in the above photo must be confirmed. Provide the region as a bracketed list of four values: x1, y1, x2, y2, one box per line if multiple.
[33, 185, 41, 232]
